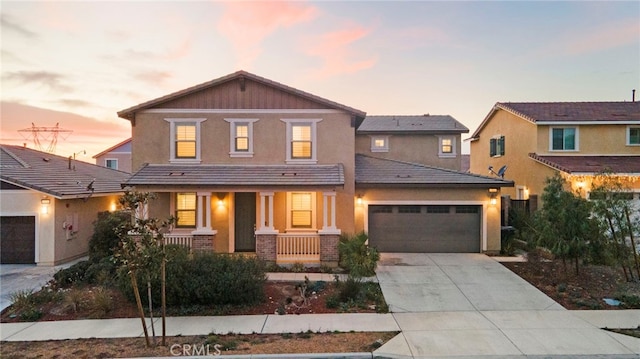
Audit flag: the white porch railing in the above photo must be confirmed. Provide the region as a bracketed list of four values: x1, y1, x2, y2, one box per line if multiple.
[276, 233, 320, 263]
[163, 234, 193, 249]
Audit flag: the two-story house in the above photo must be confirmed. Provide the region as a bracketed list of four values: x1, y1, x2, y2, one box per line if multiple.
[118, 71, 512, 265]
[468, 102, 640, 209]
[93, 138, 132, 173]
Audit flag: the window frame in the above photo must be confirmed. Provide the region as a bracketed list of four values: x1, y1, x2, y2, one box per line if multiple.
[627, 126, 640, 146]
[104, 158, 118, 170]
[489, 135, 505, 157]
[370, 135, 389, 152]
[174, 192, 197, 228]
[286, 192, 317, 231]
[166, 118, 205, 163]
[225, 118, 258, 157]
[438, 136, 456, 158]
[281, 119, 321, 164]
[549, 126, 579, 152]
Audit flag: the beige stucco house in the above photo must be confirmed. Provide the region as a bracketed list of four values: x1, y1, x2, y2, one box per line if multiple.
[468, 102, 640, 209]
[0, 145, 129, 265]
[93, 138, 132, 173]
[118, 71, 511, 265]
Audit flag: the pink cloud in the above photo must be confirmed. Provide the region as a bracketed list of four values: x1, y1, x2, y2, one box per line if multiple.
[564, 20, 639, 55]
[305, 25, 377, 79]
[217, 1, 318, 70]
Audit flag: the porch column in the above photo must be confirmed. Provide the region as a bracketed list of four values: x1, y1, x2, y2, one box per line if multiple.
[257, 192, 276, 233]
[192, 192, 215, 235]
[319, 191, 340, 235]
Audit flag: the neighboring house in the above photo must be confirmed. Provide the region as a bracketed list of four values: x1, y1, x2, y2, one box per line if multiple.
[117, 71, 512, 265]
[0, 145, 130, 265]
[93, 138, 132, 173]
[468, 102, 640, 209]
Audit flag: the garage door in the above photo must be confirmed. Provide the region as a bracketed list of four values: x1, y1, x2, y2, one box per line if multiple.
[1, 216, 36, 264]
[368, 205, 480, 253]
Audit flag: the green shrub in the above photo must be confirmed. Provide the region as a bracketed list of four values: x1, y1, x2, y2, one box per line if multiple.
[338, 277, 362, 303]
[118, 247, 267, 307]
[54, 260, 92, 287]
[88, 287, 113, 318]
[9, 289, 36, 311]
[19, 307, 43, 321]
[88, 211, 131, 262]
[339, 232, 379, 278]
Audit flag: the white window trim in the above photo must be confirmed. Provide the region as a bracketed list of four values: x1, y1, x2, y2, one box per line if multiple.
[225, 118, 259, 157]
[438, 135, 457, 158]
[627, 125, 640, 146]
[549, 126, 579, 152]
[285, 192, 317, 232]
[104, 158, 118, 170]
[370, 135, 389, 152]
[165, 118, 206, 163]
[281, 119, 321, 164]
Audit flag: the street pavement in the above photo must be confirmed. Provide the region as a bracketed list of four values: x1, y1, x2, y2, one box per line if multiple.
[1, 253, 639, 358]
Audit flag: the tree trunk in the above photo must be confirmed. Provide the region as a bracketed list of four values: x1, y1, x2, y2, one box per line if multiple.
[130, 271, 150, 347]
[607, 215, 630, 281]
[161, 249, 167, 347]
[147, 280, 156, 345]
[624, 207, 640, 279]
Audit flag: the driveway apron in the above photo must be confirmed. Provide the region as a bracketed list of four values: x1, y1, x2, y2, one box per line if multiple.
[373, 253, 640, 358]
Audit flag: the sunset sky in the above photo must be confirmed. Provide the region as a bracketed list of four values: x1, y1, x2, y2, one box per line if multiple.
[1, 1, 638, 160]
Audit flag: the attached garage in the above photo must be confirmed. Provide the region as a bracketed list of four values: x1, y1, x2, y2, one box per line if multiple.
[1, 216, 36, 264]
[368, 205, 481, 253]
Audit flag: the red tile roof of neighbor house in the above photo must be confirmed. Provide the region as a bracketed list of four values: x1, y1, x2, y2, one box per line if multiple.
[1, 145, 130, 198]
[529, 153, 640, 174]
[470, 101, 640, 140]
[117, 70, 366, 120]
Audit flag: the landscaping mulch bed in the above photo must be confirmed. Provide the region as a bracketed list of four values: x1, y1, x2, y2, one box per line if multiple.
[502, 259, 640, 310]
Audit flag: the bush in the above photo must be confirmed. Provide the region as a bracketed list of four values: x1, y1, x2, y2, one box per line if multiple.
[118, 247, 267, 307]
[339, 232, 379, 278]
[53, 257, 117, 287]
[54, 260, 92, 287]
[89, 211, 131, 262]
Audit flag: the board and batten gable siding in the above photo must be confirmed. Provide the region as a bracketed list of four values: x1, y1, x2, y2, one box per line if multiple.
[152, 78, 330, 111]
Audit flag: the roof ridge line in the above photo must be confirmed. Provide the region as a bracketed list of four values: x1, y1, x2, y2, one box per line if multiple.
[0, 145, 30, 168]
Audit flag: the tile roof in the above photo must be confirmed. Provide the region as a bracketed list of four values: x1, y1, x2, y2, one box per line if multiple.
[124, 163, 344, 189]
[355, 154, 513, 187]
[1, 145, 130, 198]
[529, 153, 640, 174]
[117, 70, 366, 120]
[470, 101, 640, 140]
[358, 115, 469, 133]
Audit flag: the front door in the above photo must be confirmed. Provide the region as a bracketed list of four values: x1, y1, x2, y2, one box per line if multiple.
[234, 192, 256, 252]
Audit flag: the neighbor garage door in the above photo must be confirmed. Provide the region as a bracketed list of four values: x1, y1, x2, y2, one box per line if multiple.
[368, 205, 480, 253]
[1, 216, 36, 264]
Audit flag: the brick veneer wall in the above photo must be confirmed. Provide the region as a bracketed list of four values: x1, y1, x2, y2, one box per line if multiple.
[256, 234, 277, 263]
[320, 234, 339, 266]
[192, 234, 215, 252]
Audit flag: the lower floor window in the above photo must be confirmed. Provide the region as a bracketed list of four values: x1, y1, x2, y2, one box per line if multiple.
[176, 192, 196, 227]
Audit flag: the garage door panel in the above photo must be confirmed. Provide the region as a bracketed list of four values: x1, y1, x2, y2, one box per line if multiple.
[1, 216, 36, 264]
[368, 205, 480, 253]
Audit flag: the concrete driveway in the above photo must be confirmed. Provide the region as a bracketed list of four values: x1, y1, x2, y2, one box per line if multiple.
[376, 253, 562, 312]
[374, 253, 640, 358]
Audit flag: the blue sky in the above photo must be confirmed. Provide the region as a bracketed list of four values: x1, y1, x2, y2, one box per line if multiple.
[1, 1, 638, 157]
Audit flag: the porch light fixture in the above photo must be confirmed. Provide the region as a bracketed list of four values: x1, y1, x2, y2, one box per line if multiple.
[109, 202, 117, 212]
[488, 188, 498, 206]
[356, 195, 363, 206]
[41, 198, 51, 214]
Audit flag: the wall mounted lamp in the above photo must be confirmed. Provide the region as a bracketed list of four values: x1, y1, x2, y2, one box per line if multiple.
[488, 188, 498, 206]
[356, 195, 363, 206]
[41, 198, 51, 214]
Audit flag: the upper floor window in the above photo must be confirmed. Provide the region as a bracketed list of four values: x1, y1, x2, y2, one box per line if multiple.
[550, 127, 578, 151]
[371, 136, 389, 152]
[225, 119, 258, 157]
[489, 136, 505, 157]
[439, 136, 456, 157]
[287, 192, 316, 229]
[282, 119, 321, 164]
[628, 126, 640, 145]
[105, 159, 118, 170]
[166, 118, 205, 162]
[175, 192, 196, 228]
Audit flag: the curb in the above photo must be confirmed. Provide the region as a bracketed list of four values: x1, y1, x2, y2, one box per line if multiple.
[121, 353, 375, 359]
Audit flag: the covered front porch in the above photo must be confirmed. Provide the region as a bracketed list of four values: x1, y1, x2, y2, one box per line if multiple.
[124, 163, 349, 265]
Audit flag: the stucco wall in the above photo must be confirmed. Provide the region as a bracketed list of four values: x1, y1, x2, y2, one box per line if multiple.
[354, 187, 502, 252]
[95, 153, 132, 173]
[536, 124, 640, 155]
[355, 133, 462, 170]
